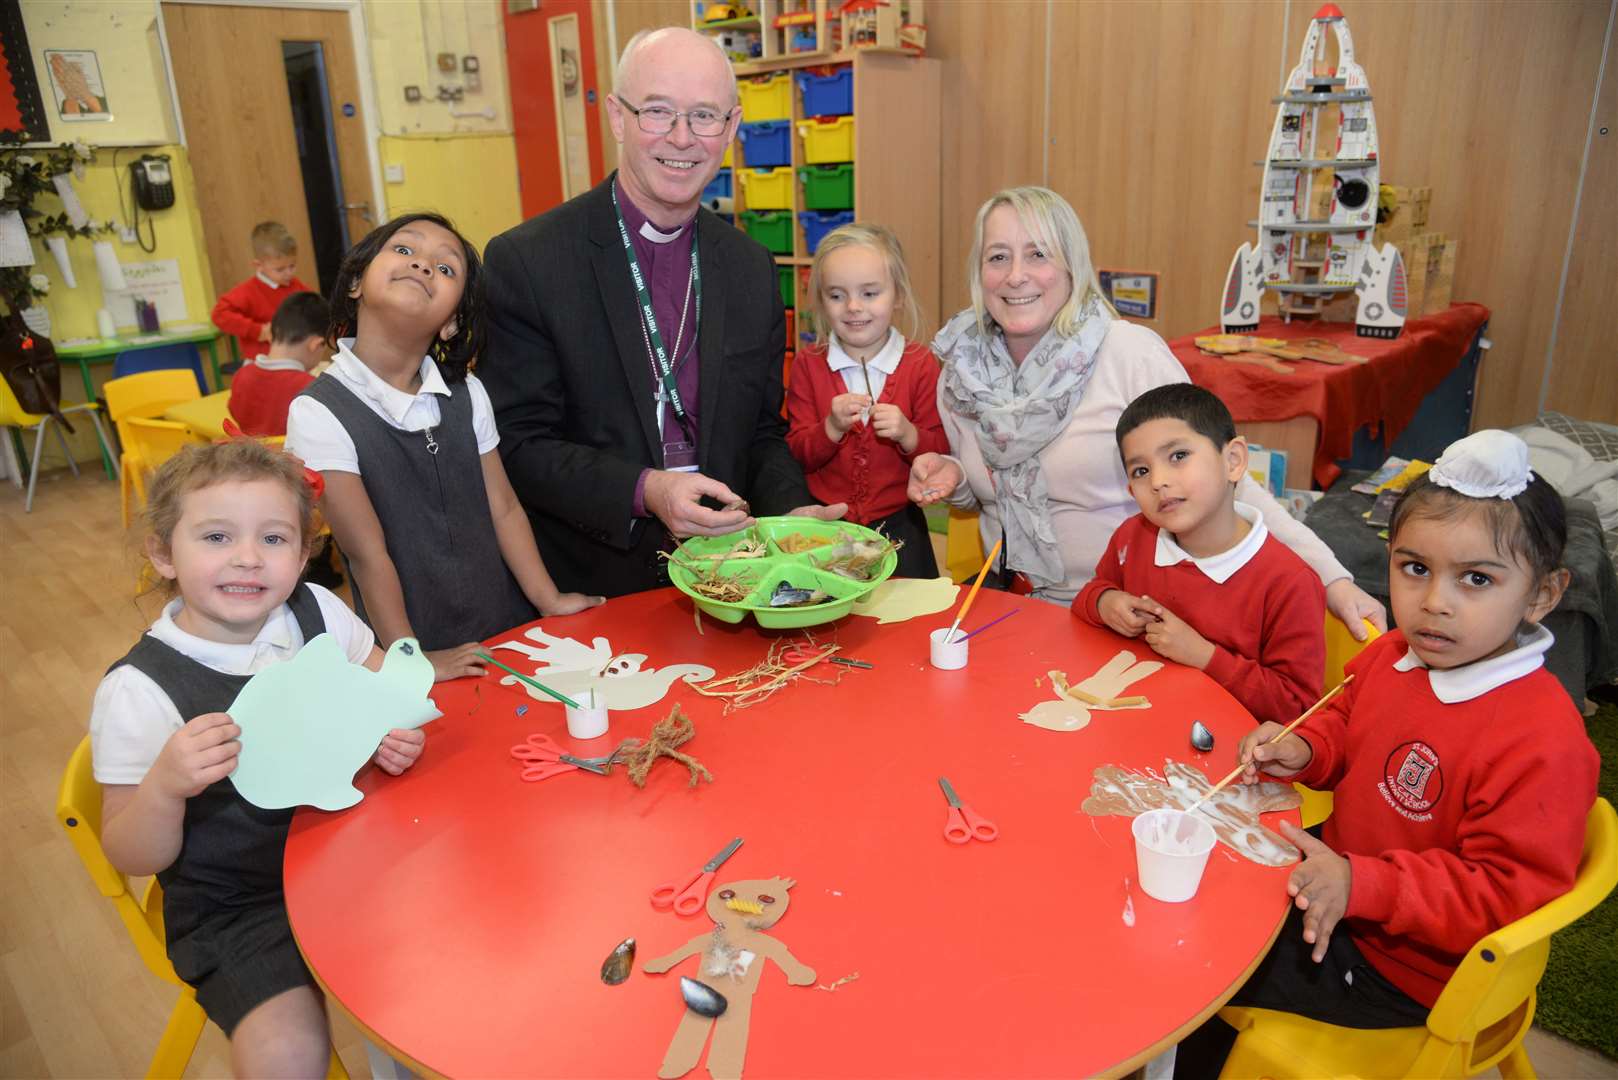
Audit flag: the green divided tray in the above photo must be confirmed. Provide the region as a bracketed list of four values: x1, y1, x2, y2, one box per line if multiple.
[666, 517, 897, 628]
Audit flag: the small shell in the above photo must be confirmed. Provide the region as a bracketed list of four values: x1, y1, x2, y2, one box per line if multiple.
[680, 976, 729, 1018]
[600, 937, 636, 985]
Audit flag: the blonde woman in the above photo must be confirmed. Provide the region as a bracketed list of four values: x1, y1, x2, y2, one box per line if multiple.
[908, 186, 1386, 636]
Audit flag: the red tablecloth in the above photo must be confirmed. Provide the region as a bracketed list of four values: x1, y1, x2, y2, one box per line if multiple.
[1171, 303, 1490, 488]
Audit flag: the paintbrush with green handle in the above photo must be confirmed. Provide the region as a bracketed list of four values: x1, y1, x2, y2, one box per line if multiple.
[476, 652, 582, 709]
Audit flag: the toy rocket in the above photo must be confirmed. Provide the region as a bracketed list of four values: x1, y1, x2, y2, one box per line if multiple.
[1222, 4, 1405, 339]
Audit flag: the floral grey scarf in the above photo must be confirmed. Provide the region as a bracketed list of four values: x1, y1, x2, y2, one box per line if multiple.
[934, 296, 1113, 590]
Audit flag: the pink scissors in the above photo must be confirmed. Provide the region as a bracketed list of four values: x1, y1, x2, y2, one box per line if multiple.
[939, 777, 998, 844]
[510, 734, 612, 782]
[649, 837, 744, 916]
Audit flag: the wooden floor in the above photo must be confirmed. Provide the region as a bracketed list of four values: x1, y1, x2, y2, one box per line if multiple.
[1, 467, 1612, 1079]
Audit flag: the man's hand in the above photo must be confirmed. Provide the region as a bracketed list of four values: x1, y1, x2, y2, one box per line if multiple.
[643, 470, 755, 538]
[1326, 579, 1387, 639]
[788, 502, 848, 521]
[373, 727, 426, 775]
[1136, 596, 1216, 669]
[151, 713, 240, 799]
[427, 643, 486, 682]
[824, 393, 872, 440]
[1236, 720, 1314, 783]
[1279, 821, 1352, 962]
[907, 453, 963, 506]
[1096, 588, 1155, 638]
[869, 403, 918, 454]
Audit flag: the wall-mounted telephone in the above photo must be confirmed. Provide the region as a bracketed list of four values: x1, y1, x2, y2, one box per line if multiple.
[130, 155, 175, 210]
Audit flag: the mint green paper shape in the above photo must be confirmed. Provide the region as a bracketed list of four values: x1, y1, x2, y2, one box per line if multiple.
[227, 634, 439, 811]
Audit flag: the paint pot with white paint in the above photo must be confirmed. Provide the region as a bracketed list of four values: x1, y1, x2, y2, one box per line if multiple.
[565, 687, 609, 740]
[1132, 808, 1216, 902]
[928, 627, 968, 670]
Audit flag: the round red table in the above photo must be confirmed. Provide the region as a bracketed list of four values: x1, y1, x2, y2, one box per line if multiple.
[284, 588, 1296, 1078]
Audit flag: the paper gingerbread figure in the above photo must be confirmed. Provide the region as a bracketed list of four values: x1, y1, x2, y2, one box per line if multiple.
[643, 876, 815, 1080]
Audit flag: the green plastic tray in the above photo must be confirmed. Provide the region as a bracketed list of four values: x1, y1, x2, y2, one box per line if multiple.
[666, 517, 897, 628]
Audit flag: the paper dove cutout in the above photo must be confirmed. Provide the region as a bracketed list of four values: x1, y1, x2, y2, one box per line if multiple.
[228, 634, 439, 811]
[490, 627, 715, 711]
[1020, 650, 1163, 732]
[1083, 759, 1303, 867]
[850, 577, 960, 624]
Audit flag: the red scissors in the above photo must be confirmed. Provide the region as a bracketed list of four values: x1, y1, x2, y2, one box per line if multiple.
[649, 837, 744, 916]
[511, 734, 612, 781]
[939, 777, 998, 844]
[780, 643, 873, 669]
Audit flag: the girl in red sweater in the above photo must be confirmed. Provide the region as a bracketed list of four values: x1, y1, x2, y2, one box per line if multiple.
[785, 224, 948, 578]
[1175, 430, 1600, 1078]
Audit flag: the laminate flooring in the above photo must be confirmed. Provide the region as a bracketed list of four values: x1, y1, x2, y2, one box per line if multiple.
[2, 467, 1611, 1079]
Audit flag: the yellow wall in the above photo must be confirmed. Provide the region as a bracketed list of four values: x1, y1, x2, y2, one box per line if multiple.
[379, 133, 522, 254]
[363, 0, 512, 137]
[19, 0, 180, 145]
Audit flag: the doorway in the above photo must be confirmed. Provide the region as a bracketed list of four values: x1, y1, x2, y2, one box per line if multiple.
[161, 3, 377, 300]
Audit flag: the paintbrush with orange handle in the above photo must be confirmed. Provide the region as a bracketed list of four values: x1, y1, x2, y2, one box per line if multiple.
[1186, 675, 1354, 814]
[945, 537, 1004, 644]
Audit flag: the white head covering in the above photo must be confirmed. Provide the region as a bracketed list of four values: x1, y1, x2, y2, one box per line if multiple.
[1427, 429, 1533, 499]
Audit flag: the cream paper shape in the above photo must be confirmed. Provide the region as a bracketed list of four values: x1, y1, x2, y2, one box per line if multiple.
[490, 627, 716, 711]
[1020, 649, 1163, 732]
[850, 576, 960, 625]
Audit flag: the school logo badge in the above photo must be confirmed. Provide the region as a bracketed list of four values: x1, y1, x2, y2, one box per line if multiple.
[1383, 741, 1443, 814]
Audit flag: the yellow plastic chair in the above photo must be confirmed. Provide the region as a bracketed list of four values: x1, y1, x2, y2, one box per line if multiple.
[118, 416, 206, 527]
[104, 370, 202, 527]
[1294, 616, 1382, 828]
[944, 507, 986, 583]
[56, 737, 348, 1079]
[1218, 796, 1618, 1079]
[0, 375, 119, 512]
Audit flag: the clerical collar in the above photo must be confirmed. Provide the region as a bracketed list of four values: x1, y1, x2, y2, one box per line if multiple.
[615, 176, 694, 244]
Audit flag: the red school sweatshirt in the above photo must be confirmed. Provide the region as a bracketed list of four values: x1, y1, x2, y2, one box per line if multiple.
[227, 360, 315, 437]
[1071, 512, 1325, 727]
[1292, 630, 1599, 1007]
[211, 276, 311, 363]
[785, 339, 949, 525]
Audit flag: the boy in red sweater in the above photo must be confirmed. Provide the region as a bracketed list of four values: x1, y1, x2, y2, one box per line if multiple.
[227, 291, 328, 437]
[211, 221, 311, 369]
[1174, 430, 1599, 1078]
[1073, 383, 1324, 726]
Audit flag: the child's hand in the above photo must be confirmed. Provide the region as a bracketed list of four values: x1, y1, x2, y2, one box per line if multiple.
[825, 393, 872, 439]
[1279, 821, 1352, 962]
[1096, 588, 1155, 637]
[541, 592, 606, 617]
[151, 713, 241, 799]
[907, 453, 963, 506]
[257, 323, 272, 342]
[427, 643, 486, 682]
[869, 403, 918, 453]
[373, 727, 426, 775]
[1136, 596, 1215, 669]
[1237, 721, 1313, 783]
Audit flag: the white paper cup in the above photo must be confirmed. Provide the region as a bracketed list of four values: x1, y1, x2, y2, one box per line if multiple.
[564, 688, 609, 740]
[1132, 809, 1217, 903]
[929, 627, 968, 670]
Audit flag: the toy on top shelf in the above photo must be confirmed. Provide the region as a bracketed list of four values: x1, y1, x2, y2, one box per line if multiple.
[701, 2, 756, 23]
[1220, 3, 1405, 339]
[839, 0, 926, 53]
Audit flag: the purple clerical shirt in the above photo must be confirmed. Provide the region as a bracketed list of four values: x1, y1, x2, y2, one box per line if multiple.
[617, 179, 701, 517]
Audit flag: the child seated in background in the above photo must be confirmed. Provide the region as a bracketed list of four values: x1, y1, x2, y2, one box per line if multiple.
[212, 221, 310, 371]
[1072, 383, 1324, 726]
[1174, 429, 1599, 1077]
[228, 292, 329, 438]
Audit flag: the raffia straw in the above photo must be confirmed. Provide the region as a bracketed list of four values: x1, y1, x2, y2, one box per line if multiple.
[691, 636, 844, 712]
[610, 705, 712, 788]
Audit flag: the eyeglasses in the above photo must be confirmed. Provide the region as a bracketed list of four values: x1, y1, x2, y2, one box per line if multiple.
[616, 97, 734, 137]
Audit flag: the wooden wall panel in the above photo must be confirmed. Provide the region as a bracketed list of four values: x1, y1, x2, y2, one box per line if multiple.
[593, 0, 691, 174]
[1544, 37, 1617, 424]
[926, 0, 1046, 323]
[1047, 0, 1287, 339]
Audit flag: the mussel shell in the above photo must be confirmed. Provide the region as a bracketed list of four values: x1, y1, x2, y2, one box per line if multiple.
[600, 937, 636, 985]
[680, 976, 729, 1017]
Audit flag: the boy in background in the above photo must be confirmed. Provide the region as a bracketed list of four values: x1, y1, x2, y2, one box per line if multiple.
[227, 291, 328, 438]
[212, 221, 310, 371]
[1072, 383, 1324, 726]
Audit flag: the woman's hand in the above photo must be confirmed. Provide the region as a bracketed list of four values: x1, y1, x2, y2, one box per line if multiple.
[1325, 579, 1387, 639]
[824, 393, 872, 440]
[1236, 721, 1313, 783]
[869, 403, 918, 454]
[1279, 821, 1353, 962]
[541, 592, 606, 617]
[427, 643, 486, 682]
[907, 453, 963, 506]
[151, 713, 241, 799]
[374, 727, 426, 775]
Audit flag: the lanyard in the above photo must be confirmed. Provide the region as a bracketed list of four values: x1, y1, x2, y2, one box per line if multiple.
[612, 186, 701, 442]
